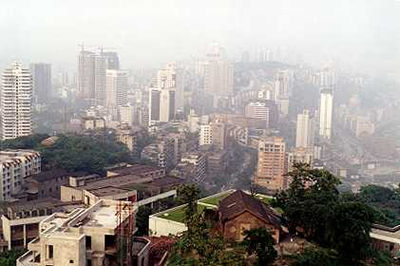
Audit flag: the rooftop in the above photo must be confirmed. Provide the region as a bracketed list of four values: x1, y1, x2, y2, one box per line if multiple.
[153, 190, 276, 224]
[155, 190, 235, 223]
[108, 164, 164, 176]
[219, 190, 281, 227]
[29, 169, 87, 182]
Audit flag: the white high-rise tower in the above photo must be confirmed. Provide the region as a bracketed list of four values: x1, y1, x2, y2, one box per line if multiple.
[319, 89, 333, 140]
[1, 62, 33, 140]
[296, 109, 315, 149]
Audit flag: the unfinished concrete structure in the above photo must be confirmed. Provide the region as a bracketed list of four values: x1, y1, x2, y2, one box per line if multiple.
[17, 199, 138, 266]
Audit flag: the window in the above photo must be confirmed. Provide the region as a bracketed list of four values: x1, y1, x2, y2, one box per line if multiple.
[47, 245, 54, 259]
[86, 236, 91, 250]
[69, 260, 74, 263]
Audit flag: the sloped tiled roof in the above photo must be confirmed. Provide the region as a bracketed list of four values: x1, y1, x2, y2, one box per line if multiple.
[218, 190, 281, 227]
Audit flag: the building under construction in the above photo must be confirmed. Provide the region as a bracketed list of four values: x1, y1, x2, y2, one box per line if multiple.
[16, 199, 147, 266]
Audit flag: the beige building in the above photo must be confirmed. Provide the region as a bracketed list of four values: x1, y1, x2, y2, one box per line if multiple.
[199, 122, 228, 150]
[287, 147, 314, 172]
[254, 136, 288, 191]
[0, 150, 41, 201]
[201, 44, 234, 97]
[119, 104, 134, 125]
[115, 125, 138, 152]
[17, 199, 137, 266]
[1, 199, 82, 251]
[82, 116, 106, 130]
[105, 69, 128, 107]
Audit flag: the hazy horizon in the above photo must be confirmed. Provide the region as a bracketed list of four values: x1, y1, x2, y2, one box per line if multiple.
[1, 0, 400, 77]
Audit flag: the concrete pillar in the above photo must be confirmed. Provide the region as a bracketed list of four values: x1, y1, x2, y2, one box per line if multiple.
[23, 224, 27, 248]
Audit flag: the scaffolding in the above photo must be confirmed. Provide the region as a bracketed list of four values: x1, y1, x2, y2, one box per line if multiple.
[115, 201, 135, 266]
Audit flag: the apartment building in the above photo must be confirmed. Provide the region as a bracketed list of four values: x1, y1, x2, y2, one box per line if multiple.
[0, 150, 41, 201]
[1, 62, 33, 140]
[254, 137, 288, 191]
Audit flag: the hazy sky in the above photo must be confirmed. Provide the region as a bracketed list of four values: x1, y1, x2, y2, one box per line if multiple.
[1, 0, 400, 76]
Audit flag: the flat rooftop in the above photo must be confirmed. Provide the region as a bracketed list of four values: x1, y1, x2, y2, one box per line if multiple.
[41, 200, 136, 236]
[75, 174, 150, 191]
[89, 186, 132, 197]
[108, 164, 164, 176]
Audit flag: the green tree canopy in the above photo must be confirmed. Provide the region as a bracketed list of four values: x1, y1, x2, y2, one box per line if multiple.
[241, 228, 277, 266]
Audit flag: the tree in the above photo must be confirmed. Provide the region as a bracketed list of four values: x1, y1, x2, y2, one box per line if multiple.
[169, 184, 245, 265]
[135, 206, 152, 236]
[241, 228, 277, 266]
[325, 201, 375, 261]
[275, 163, 340, 244]
[291, 247, 342, 266]
[0, 249, 26, 266]
[177, 184, 200, 233]
[275, 163, 378, 263]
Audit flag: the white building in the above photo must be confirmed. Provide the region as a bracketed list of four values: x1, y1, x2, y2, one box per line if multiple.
[319, 89, 333, 140]
[119, 104, 133, 125]
[296, 109, 315, 149]
[199, 125, 212, 146]
[244, 101, 277, 128]
[105, 69, 128, 108]
[1, 62, 33, 140]
[156, 62, 184, 111]
[0, 150, 41, 200]
[148, 87, 176, 124]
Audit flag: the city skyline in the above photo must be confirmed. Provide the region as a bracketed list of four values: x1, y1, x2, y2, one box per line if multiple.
[0, 0, 400, 77]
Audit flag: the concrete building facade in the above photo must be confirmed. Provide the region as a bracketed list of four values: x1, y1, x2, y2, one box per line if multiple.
[254, 137, 287, 191]
[1, 62, 33, 140]
[0, 150, 41, 201]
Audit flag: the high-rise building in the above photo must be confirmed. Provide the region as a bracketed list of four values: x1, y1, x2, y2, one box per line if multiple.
[157, 62, 184, 111]
[102, 51, 120, 70]
[254, 136, 287, 191]
[30, 63, 51, 104]
[77, 49, 108, 105]
[296, 109, 315, 149]
[244, 101, 278, 128]
[199, 125, 212, 146]
[201, 44, 233, 97]
[210, 122, 227, 150]
[1, 62, 33, 140]
[199, 122, 227, 150]
[119, 104, 133, 125]
[319, 89, 333, 140]
[274, 70, 291, 117]
[105, 70, 128, 107]
[148, 87, 176, 124]
[148, 63, 181, 125]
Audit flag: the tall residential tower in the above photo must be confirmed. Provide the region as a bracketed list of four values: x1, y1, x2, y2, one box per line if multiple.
[1, 62, 33, 140]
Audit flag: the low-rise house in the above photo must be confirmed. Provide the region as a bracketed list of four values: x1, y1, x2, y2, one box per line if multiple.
[149, 190, 283, 243]
[370, 224, 400, 257]
[218, 190, 282, 243]
[23, 170, 90, 200]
